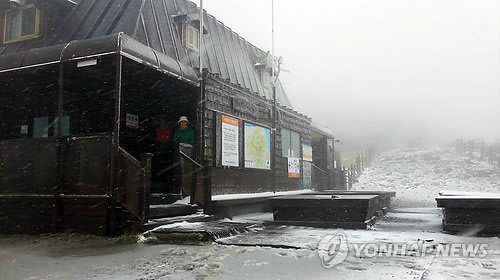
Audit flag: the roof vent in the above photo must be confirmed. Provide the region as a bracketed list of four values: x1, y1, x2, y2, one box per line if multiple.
[172, 13, 208, 34]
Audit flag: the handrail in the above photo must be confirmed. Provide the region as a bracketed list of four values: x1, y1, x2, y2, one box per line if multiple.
[312, 163, 327, 174]
[179, 150, 203, 169]
[66, 133, 113, 140]
[58, 194, 110, 199]
[119, 147, 142, 169]
[178, 149, 204, 206]
[0, 194, 55, 198]
[0, 133, 112, 143]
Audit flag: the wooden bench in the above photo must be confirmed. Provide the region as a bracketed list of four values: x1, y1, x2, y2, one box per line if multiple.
[213, 196, 274, 218]
[271, 194, 381, 229]
[436, 191, 500, 234]
[212, 191, 313, 218]
[301, 190, 396, 215]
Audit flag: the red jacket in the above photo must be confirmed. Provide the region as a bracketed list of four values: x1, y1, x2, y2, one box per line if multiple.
[155, 127, 173, 142]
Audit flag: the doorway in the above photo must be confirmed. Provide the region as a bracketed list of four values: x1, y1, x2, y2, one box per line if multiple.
[120, 58, 199, 195]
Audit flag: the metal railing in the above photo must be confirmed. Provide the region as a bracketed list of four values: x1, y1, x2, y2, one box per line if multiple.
[179, 146, 203, 206]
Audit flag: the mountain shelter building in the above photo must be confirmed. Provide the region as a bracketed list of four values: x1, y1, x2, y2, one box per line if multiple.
[0, 0, 340, 235]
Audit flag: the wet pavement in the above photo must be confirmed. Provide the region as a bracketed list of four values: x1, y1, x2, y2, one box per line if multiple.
[3, 206, 500, 280]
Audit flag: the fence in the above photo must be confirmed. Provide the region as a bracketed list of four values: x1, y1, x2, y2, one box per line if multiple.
[456, 138, 500, 167]
[0, 135, 153, 234]
[340, 147, 375, 190]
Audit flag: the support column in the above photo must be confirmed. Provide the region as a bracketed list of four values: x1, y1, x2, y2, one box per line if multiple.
[108, 53, 123, 235]
[140, 153, 154, 223]
[56, 63, 64, 192]
[272, 85, 277, 193]
[55, 63, 64, 232]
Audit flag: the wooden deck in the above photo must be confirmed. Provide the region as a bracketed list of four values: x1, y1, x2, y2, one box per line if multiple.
[271, 193, 391, 229]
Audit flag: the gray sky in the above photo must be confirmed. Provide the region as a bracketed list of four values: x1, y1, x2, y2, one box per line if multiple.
[194, 0, 500, 146]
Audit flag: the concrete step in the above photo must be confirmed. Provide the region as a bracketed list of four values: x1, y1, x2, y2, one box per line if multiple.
[143, 213, 215, 231]
[143, 221, 251, 243]
[149, 204, 198, 219]
[150, 193, 182, 205]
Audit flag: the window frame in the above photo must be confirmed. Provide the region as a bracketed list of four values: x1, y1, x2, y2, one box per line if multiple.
[184, 23, 200, 51]
[281, 128, 301, 158]
[261, 70, 271, 89]
[3, 3, 40, 44]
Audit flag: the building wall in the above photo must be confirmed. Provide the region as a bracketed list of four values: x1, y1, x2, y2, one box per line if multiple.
[203, 75, 311, 194]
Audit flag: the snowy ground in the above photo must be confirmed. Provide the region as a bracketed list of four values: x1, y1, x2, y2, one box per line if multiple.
[1, 146, 500, 280]
[355, 146, 500, 207]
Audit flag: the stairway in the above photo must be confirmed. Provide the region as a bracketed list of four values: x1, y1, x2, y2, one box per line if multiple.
[148, 193, 199, 219]
[142, 193, 215, 232]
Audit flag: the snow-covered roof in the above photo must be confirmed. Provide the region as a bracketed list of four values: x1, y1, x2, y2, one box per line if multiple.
[310, 122, 334, 138]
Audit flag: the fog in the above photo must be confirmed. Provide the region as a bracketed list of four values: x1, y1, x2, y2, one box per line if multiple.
[194, 0, 500, 148]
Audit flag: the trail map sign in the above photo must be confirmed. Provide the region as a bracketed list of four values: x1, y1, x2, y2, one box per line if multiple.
[244, 122, 271, 169]
[222, 115, 239, 167]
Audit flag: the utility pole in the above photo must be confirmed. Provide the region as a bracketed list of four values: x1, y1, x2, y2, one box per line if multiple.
[199, 0, 204, 162]
[271, 0, 277, 193]
[198, 0, 212, 213]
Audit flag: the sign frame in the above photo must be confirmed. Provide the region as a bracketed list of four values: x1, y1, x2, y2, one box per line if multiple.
[221, 115, 239, 167]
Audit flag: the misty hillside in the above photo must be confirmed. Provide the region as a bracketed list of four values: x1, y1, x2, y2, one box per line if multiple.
[355, 146, 500, 207]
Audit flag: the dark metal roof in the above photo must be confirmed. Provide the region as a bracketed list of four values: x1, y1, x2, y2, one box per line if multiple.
[0, 33, 199, 84]
[0, 0, 293, 108]
[132, 0, 292, 108]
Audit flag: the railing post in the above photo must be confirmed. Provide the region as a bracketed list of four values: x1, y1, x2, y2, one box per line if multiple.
[140, 153, 154, 223]
[343, 168, 348, 190]
[190, 163, 198, 205]
[203, 160, 212, 214]
[349, 165, 354, 189]
[54, 193, 62, 233]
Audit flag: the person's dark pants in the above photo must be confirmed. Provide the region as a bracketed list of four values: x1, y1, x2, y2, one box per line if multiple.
[153, 141, 174, 193]
[173, 143, 196, 195]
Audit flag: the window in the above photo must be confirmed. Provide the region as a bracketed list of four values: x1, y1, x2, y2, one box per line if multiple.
[261, 71, 271, 89]
[184, 24, 199, 51]
[281, 128, 301, 158]
[3, 3, 40, 43]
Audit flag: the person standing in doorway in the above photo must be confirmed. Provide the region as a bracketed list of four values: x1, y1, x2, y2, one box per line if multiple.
[155, 119, 173, 160]
[152, 118, 174, 193]
[173, 116, 196, 146]
[172, 116, 196, 195]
